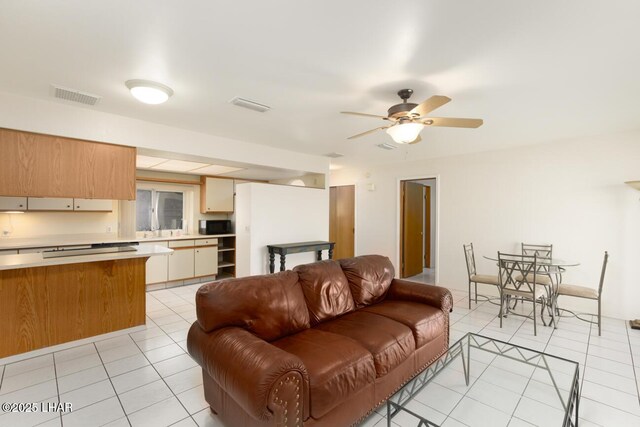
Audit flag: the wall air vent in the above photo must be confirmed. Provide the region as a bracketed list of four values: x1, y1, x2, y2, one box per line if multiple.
[228, 96, 271, 112]
[51, 85, 101, 106]
[377, 143, 396, 150]
[324, 152, 344, 158]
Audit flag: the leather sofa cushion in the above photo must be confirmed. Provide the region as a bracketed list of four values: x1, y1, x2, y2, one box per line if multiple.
[272, 329, 375, 419]
[195, 271, 310, 341]
[294, 260, 355, 325]
[362, 301, 446, 348]
[315, 311, 415, 377]
[339, 255, 395, 308]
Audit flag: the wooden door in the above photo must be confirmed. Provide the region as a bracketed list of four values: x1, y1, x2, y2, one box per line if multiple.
[401, 181, 424, 278]
[424, 186, 431, 268]
[329, 185, 355, 259]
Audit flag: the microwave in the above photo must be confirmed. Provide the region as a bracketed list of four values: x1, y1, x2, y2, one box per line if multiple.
[199, 220, 233, 235]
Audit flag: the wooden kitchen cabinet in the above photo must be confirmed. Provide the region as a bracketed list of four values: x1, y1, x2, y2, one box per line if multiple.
[28, 197, 74, 211]
[168, 248, 195, 281]
[200, 177, 234, 213]
[0, 196, 27, 211]
[0, 127, 136, 200]
[73, 199, 113, 212]
[195, 245, 218, 277]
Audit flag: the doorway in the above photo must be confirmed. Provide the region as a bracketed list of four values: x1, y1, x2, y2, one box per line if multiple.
[329, 185, 355, 259]
[400, 178, 437, 283]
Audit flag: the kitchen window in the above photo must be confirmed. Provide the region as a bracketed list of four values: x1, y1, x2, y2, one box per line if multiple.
[136, 188, 185, 231]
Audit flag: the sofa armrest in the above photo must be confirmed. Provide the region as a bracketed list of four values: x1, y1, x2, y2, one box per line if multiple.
[187, 324, 309, 425]
[386, 279, 453, 312]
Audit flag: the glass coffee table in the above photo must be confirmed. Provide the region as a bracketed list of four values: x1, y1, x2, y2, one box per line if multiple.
[387, 333, 580, 427]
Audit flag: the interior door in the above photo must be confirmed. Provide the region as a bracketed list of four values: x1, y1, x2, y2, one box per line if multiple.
[402, 181, 424, 278]
[424, 186, 431, 269]
[329, 185, 355, 259]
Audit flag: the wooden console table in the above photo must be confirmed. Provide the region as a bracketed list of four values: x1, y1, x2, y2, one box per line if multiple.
[267, 241, 335, 273]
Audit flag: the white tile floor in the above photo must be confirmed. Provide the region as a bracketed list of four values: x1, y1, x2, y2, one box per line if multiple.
[1, 284, 639, 427]
[407, 268, 436, 285]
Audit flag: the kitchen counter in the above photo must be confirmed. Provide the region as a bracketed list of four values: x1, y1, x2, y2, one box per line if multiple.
[0, 233, 235, 251]
[0, 244, 172, 271]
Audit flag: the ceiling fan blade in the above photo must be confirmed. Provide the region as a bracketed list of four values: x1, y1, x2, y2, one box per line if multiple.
[341, 111, 388, 119]
[423, 117, 483, 128]
[347, 126, 389, 139]
[407, 135, 422, 145]
[410, 95, 451, 117]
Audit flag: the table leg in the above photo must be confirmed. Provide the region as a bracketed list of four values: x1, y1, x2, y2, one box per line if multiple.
[328, 247, 334, 259]
[269, 252, 275, 274]
[316, 250, 322, 261]
[279, 254, 286, 272]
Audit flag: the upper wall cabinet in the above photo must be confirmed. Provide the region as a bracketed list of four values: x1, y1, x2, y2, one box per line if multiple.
[0, 197, 27, 211]
[0, 128, 136, 200]
[200, 177, 234, 213]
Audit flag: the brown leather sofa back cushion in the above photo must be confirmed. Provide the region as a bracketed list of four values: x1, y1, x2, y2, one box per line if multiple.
[339, 255, 395, 308]
[293, 260, 355, 324]
[195, 271, 310, 341]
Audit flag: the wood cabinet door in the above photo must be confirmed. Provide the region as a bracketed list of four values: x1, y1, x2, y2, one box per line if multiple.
[0, 128, 135, 200]
[401, 181, 424, 278]
[168, 248, 195, 281]
[195, 246, 218, 277]
[329, 185, 355, 259]
[201, 177, 234, 213]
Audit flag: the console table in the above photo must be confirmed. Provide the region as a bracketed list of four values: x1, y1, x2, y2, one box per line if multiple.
[267, 241, 335, 273]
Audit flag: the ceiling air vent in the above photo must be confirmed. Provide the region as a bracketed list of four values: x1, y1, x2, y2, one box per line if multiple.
[377, 143, 396, 150]
[51, 85, 101, 106]
[229, 96, 271, 113]
[325, 152, 344, 158]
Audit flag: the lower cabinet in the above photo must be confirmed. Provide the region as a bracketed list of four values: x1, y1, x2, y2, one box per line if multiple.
[168, 248, 195, 281]
[141, 242, 169, 284]
[195, 246, 218, 277]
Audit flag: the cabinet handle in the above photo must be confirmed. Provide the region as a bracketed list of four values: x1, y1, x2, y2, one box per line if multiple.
[76, 206, 80, 208]
[67, 205, 71, 208]
[18, 204, 23, 208]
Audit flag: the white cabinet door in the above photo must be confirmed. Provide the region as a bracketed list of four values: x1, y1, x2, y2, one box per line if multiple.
[0, 249, 18, 255]
[28, 198, 74, 211]
[139, 242, 169, 284]
[74, 199, 113, 212]
[195, 246, 218, 277]
[0, 197, 27, 211]
[203, 177, 234, 213]
[168, 248, 195, 281]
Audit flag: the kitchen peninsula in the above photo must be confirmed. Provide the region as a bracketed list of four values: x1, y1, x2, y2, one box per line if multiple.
[0, 244, 171, 359]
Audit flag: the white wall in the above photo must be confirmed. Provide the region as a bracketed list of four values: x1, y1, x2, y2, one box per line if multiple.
[236, 183, 329, 277]
[330, 130, 640, 319]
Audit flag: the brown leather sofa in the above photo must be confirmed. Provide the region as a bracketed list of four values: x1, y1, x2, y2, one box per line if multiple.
[187, 255, 452, 427]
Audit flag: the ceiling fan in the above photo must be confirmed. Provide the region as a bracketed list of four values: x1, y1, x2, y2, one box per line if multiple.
[341, 89, 483, 144]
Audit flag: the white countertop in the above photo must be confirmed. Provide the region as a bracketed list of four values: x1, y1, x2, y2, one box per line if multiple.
[0, 245, 173, 271]
[0, 233, 235, 251]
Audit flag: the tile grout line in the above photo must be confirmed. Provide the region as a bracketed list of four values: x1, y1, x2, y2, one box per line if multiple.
[624, 324, 640, 406]
[51, 353, 64, 427]
[129, 299, 201, 425]
[91, 341, 132, 427]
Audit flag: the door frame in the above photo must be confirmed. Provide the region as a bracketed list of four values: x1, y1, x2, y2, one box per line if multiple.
[396, 175, 440, 284]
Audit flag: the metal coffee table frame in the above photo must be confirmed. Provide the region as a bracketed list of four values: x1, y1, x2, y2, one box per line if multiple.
[387, 333, 580, 427]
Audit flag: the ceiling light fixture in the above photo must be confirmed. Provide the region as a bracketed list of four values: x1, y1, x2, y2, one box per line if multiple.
[125, 80, 173, 104]
[385, 121, 424, 144]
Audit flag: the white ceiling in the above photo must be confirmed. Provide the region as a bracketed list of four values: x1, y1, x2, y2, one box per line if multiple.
[1, 1, 639, 169]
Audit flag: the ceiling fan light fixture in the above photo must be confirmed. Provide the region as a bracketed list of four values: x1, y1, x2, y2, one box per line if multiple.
[125, 79, 173, 104]
[386, 122, 424, 144]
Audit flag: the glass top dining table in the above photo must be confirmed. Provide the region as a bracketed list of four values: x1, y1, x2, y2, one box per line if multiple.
[483, 255, 580, 268]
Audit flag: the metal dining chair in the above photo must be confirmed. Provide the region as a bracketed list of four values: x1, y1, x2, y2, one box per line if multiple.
[498, 252, 555, 336]
[463, 243, 500, 309]
[519, 243, 554, 286]
[557, 252, 609, 336]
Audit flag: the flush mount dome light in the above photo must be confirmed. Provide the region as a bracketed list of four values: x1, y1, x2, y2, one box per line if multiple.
[386, 122, 424, 144]
[125, 79, 173, 104]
